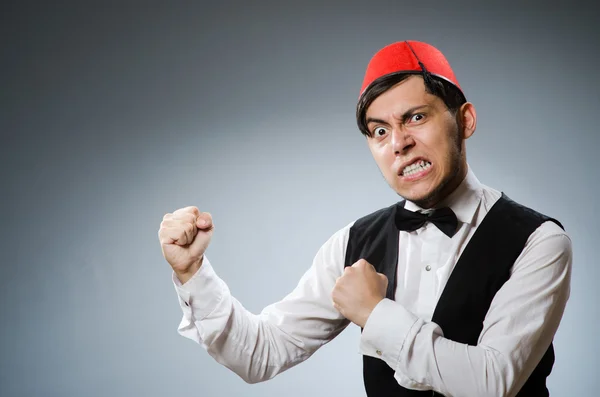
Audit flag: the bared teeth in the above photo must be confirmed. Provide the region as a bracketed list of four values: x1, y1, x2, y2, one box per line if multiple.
[402, 160, 431, 176]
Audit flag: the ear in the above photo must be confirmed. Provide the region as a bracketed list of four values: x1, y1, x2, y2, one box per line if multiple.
[458, 102, 477, 140]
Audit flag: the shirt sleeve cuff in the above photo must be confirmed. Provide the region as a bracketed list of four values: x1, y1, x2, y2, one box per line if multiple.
[359, 298, 420, 369]
[172, 256, 225, 320]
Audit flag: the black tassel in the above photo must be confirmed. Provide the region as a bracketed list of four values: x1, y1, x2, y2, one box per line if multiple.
[405, 41, 436, 94]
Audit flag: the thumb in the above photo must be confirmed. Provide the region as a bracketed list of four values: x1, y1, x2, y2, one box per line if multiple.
[188, 222, 213, 253]
[196, 212, 213, 229]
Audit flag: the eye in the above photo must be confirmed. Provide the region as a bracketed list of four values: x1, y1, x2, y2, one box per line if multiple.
[410, 113, 425, 123]
[372, 126, 388, 137]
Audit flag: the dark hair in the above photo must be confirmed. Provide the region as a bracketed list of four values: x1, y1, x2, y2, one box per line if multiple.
[356, 72, 467, 137]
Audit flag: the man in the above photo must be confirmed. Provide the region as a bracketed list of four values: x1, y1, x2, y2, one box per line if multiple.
[158, 41, 571, 396]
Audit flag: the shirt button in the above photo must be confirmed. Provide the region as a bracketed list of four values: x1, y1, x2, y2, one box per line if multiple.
[376, 349, 382, 356]
[425, 265, 431, 271]
[184, 301, 189, 307]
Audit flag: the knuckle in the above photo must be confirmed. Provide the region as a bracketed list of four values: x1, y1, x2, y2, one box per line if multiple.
[331, 289, 340, 301]
[173, 212, 186, 220]
[174, 206, 198, 216]
[180, 206, 198, 215]
[354, 259, 367, 267]
[186, 213, 196, 223]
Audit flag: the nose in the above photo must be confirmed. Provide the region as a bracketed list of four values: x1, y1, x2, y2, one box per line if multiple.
[391, 127, 415, 155]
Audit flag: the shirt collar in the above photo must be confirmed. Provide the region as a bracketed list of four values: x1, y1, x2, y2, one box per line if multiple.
[403, 165, 483, 226]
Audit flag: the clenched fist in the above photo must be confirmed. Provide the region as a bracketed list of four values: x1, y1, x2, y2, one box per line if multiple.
[332, 259, 388, 328]
[158, 206, 214, 284]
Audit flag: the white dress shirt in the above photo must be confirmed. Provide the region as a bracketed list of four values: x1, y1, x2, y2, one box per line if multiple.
[172, 167, 572, 397]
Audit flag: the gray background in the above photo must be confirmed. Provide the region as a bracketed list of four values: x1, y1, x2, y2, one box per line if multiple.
[1, 1, 598, 396]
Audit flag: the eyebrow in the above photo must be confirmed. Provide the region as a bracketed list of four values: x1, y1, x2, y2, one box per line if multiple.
[366, 105, 430, 125]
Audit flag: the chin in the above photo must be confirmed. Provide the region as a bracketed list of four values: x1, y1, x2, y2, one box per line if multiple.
[405, 193, 432, 204]
[395, 185, 440, 207]
[395, 189, 427, 202]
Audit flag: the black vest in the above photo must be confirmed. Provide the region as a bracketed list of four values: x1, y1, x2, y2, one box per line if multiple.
[344, 193, 563, 397]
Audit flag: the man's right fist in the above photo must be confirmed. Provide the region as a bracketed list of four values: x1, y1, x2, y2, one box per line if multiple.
[158, 206, 214, 284]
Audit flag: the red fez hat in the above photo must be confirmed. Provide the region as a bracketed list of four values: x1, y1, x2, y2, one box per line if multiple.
[359, 40, 463, 98]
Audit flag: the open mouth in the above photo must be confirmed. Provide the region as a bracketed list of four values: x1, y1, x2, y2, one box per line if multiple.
[401, 160, 432, 177]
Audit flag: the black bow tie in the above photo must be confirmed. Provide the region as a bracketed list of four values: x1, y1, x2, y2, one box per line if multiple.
[394, 205, 458, 237]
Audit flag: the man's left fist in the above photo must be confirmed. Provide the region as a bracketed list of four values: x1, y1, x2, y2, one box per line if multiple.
[331, 259, 388, 328]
